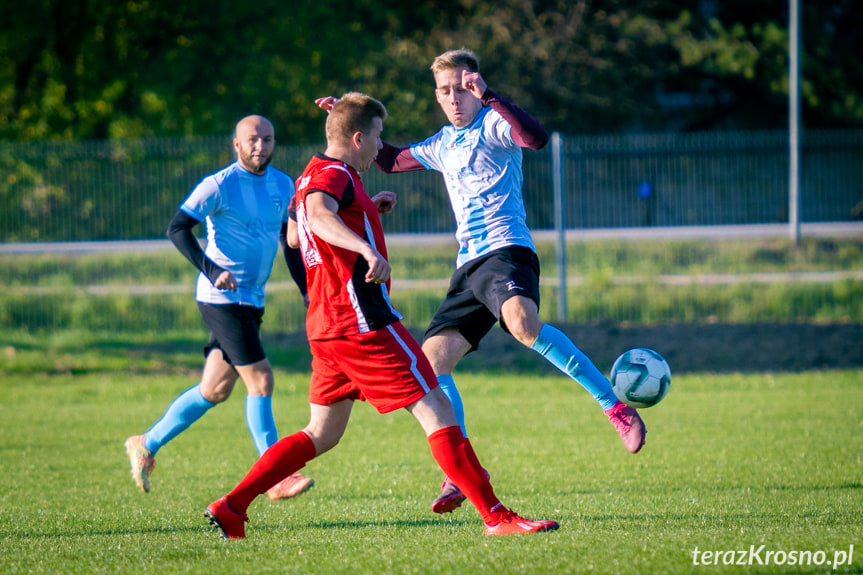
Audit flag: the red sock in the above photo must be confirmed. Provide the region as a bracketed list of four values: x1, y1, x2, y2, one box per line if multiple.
[462, 439, 485, 477]
[427, 426, 505, 524]
[227, 430, 316, 514]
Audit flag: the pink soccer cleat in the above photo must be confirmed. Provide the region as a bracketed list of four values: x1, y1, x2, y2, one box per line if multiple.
[431, 468, 490, 514]
[605, 401, 647, 453]
[431, 476, 466, 514]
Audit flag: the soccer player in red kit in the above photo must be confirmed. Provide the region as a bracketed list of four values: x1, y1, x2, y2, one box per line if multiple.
[204, 92, 559, 539]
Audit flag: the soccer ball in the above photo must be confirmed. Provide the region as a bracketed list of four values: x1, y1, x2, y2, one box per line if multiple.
[610, 348, 671, 408]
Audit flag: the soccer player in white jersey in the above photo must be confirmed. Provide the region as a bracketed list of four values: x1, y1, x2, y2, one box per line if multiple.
[316, 49, 647, 514]
[124, 115, 313, 501]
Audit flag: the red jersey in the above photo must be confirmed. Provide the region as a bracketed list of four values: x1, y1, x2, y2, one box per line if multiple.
[295, 154, 402, 340]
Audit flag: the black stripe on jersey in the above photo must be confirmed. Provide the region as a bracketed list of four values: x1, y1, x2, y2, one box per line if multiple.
[337, 175, 355, 210]
[350, 257, 400, 331]
[305, 174, 353, 209]
[311, 154, 355, 210]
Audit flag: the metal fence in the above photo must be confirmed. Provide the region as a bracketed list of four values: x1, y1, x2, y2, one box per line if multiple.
[1, 129, 861, 336]
[2, 129, 861, 243]
[552, 130, 863, 228]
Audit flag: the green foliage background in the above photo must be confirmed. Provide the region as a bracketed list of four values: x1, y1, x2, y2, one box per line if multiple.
[1, 0, 861, 143]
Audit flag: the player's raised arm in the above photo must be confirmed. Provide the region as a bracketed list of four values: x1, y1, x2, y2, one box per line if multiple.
[375, 142, 425, 173]
[317, 96, 423, 174]
[478, 83, 548, 150]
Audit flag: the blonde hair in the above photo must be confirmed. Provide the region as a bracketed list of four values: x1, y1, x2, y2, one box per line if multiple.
[430, 49, 480, 75]
[325, 92, 388, 144]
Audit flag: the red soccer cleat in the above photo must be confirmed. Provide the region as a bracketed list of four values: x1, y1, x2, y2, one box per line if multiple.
[605, 401, 647, 454]
[484, 509, 560, 536]
[205, 496, 248, 540]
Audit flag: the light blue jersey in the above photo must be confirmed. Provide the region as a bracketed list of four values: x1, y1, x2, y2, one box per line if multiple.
[410, 106, 535, 268]
[179, 162, 295, 307]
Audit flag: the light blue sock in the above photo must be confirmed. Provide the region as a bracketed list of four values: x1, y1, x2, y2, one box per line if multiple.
[530, 324, 618, 411]
[144, 384, 216, 455]
[438, 374, 467, 438]
[246, 395, 278, 456]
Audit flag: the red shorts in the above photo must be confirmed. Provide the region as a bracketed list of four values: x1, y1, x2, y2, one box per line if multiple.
[308, 322, 438, 414]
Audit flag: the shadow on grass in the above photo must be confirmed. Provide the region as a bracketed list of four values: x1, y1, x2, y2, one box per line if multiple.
[253, 516, 474, 533]
[3, 517, 474, 540]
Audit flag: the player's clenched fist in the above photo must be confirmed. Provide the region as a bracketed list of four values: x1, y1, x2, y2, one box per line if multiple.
[361, 245, 390, 284]
[315, 97, 339, 113]
[461, 69, 487, 99]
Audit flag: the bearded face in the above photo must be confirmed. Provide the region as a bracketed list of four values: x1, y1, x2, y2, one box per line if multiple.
[234, 117, 276, 175]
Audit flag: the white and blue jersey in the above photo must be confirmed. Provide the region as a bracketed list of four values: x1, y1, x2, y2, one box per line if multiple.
[179, 162, 295, 307]
[410, 106, 535, 268]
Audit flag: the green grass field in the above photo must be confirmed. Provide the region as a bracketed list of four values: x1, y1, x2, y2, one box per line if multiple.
[1, 357, 861, 574]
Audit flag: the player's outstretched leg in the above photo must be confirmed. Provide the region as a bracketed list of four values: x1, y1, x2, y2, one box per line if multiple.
[530, 324, 647, 452]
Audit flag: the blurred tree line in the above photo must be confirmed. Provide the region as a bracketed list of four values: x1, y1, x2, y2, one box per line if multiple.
[1, 0, 861, 143]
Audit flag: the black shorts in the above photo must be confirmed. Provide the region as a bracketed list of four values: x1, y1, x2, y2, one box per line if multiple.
[424, 246, 541, 353]
[197, 302, 266, 367]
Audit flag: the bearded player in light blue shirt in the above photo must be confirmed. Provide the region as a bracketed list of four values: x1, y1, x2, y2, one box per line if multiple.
[319, 49, 647, 514]
[124, 115, 313, 501]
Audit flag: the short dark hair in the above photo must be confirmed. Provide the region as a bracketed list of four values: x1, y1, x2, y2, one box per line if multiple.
[325, 93, 388, 144]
